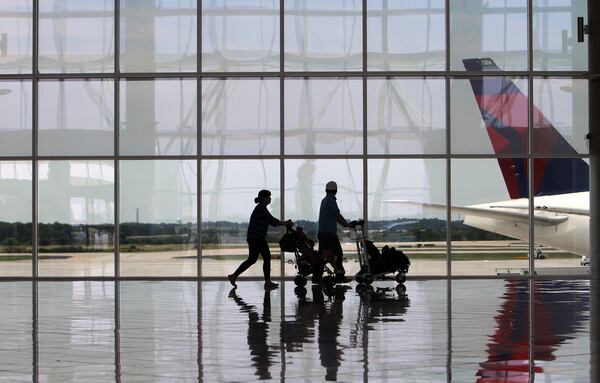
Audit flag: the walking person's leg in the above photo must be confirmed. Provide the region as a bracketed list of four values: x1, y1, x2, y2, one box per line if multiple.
[313, 233, 328, 283]
[259, 240, 278, 289]
[332, 235, 347, 280]
[228, 240, 260, 286]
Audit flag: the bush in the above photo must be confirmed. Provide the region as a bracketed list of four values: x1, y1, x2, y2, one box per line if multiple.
[1, 237, 18, 246]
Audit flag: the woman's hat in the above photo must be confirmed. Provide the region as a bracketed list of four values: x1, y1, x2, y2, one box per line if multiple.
[254, 189, 271, 203]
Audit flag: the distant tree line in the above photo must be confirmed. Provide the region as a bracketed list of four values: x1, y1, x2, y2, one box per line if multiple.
[1, 218, 509, 253]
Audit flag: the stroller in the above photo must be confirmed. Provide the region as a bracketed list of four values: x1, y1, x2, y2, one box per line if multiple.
[279, 226, 338, 288]
[350, 219, 410, 285]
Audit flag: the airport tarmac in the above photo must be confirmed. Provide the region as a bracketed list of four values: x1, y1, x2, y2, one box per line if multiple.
[0, 241, 585, 278]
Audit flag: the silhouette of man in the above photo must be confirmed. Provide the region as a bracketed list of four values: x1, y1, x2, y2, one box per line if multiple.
[315, 181, 353, 283]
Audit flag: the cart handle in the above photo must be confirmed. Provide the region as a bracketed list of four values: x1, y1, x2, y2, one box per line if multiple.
[349, 219, 365, 227]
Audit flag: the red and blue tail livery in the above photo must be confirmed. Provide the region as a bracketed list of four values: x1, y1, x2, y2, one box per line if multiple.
[463, 58, 589, 199]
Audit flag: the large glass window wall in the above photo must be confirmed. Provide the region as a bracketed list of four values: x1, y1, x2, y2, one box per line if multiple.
[0, 1, 590, 279]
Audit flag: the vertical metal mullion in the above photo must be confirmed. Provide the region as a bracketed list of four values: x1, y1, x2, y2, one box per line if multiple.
[197, 3, 203, 378]
[114, 0, 120, 280]
[32, 280, 38, 383]
[32, 1, 39, 381]
[114, 2, 121, 381]
[197, 0, 202, 282]
[362, 0, 368, 257]
[445, 1, 452, 382]
[279, 2, 286, 382]
[32, 0, 39, 282]
[445, 0, 451, 280]
[589, 1, 600, 382]
[527, 0, 535, 381]
[527, 0, 535, 276]
[279, 0, 285, 285]
[114, 280, 121, 382]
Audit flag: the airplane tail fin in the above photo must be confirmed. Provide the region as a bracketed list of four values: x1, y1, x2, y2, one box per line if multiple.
[463, 58, 589, 198]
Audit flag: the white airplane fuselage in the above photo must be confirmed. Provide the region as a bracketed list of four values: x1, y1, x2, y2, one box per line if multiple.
[464, 192, 589, 256]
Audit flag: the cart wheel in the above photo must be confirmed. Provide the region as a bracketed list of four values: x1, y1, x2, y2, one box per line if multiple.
[294, 286, 307, 297]
[323, 275, 336, 287]
[363, 273, 374, 285]
[323, 286, 335, 296]
[356, 284, 373, 294]
[395, 284, 407, 296]
[355, 273, 365, 284]
[395, 272, 407, 284]
[294, 275, 307, 287]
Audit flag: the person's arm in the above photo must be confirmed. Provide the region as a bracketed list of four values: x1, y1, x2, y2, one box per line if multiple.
[267, 209, 293, 227]
[336, 211, 349, 228]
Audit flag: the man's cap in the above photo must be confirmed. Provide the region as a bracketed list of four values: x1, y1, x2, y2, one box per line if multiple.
[325, 181, 337, 191]
[254, 189, 271, 203]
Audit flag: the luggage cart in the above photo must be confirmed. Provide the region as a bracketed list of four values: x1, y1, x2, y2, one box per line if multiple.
[349, 219, 409, 286]
[279, 226, 337, 288]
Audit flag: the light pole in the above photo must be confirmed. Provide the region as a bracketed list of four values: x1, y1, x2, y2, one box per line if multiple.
[0, 33, 7, 57]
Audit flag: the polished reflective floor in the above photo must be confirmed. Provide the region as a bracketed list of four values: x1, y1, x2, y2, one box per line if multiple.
[0, 279, 590, 382]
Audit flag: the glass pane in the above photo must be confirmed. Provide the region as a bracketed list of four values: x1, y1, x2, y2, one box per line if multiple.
[285, 280, 447, 380]
[451, 77, 528, 155]
[201, 160, 280, 278]
[38, 161, 114, 277]
[202, 78, 279, 156]
[38, 282, 114, 380]
[120, 79, 197, 156]
[533, 78, 588, 155]
[0, 161, 32, 277]
[450, 0, 527, 71]
[285, 78, 362, 155]
[367, 0, 445, 71]
[367, 78, 445, 155]
[38, 80, 114, 156]
[451, 159, 529, 276]
[533, 158, 589, 274]
[284, 0, 362, 71]
[39, 0, 114, 73]
[120, 0, 197, 73]
[0, 1, 32, 74]
[451, 280, 529, 381]
[121, 282, 198, 381]
[0, 80, 31, 156]
[533, 280, 590, 381]
[533, 0, 587, 71]
[368, 159, 446, 277]
[202, 0, 279, 72]
[0, 282, 32, 381]
[203, 281, 282, 381]
[284, 159, 362, 277]
[120, 160, 197, 277]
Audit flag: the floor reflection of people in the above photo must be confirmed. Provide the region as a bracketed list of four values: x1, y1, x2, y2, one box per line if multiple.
[282, 285, 350, 381]
[317, 285, 348, 381]
[228, 288, 277, 380]
[477, 279, 589, 382]
[351, 284, 410, 348]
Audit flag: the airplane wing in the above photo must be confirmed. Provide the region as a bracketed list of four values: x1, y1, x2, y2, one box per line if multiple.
[384, 200, 569, 226]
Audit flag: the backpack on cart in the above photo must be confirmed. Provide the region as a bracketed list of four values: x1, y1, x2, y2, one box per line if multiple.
[366, 240, 389, 274]
[381, 245, 410, 273]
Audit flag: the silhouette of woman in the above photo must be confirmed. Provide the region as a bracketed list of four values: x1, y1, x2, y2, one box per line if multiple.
[228, 189, 292, 289]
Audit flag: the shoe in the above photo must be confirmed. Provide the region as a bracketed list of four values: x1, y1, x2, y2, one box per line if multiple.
[335, 275, 352, 284]
[227, 274, 237, 287]
[264, 281, 279, 290]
